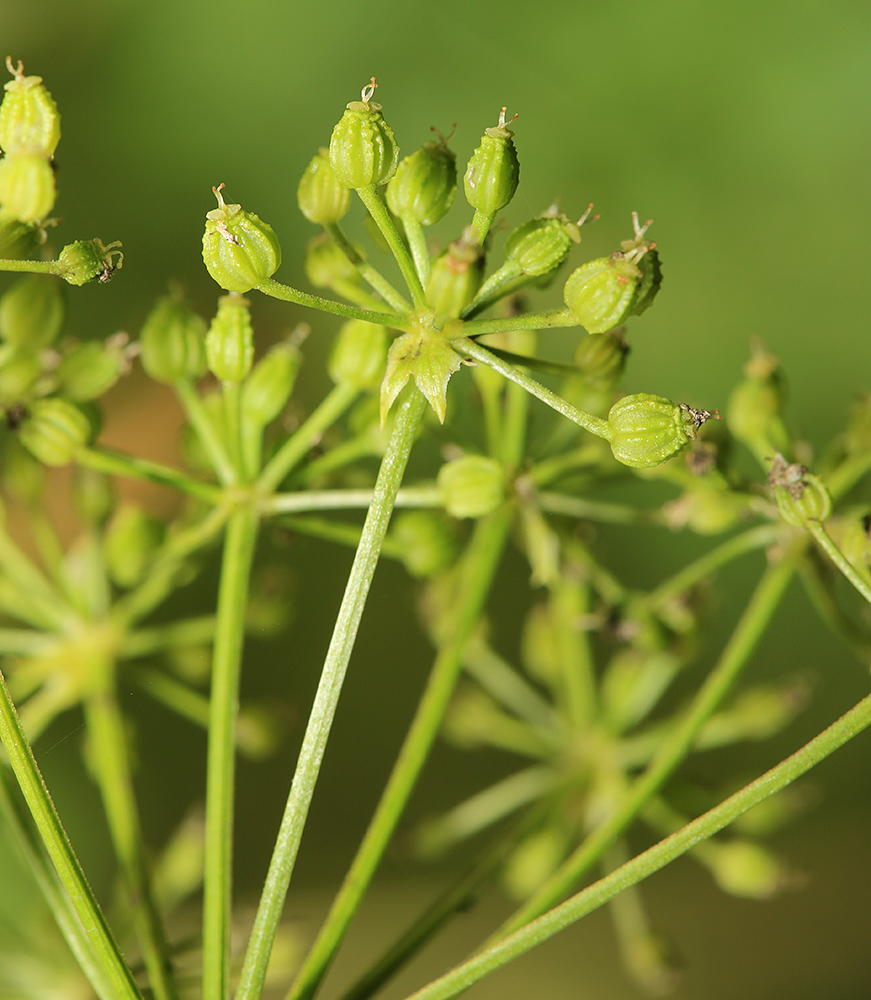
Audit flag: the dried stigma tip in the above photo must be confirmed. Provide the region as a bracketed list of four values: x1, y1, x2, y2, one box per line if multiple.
[361, 77, 377, 103]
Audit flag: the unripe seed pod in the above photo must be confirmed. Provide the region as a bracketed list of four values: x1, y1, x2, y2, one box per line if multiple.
[389, 510, 457, 579]
[205, 293, 254, 383]
[0, 154, 56, 222]
[0, 274, 64, 349]
[329, 78, 399, 189]
[104, 503, 165, 588]
[139, 294, 207, 383]
[56, 337, 127, 401]
[328, 319, 388, 390]
[607, 393, 717, 469]
[463, 108, 520, 218]
[386, 135, 457, 226]
[426, 229, 484, 322]
[58, 238, 123, 286]
[303, 234, 364, 291]
[202, 184, 281, 293]
[297, 148, 351, 225]
[0, 59, 61, 158]
[438, 454, 505, 518]
[504, 212, 580, 278]
[564, 214, 659, 333]
[72, 467, 114, 525]
[241, 341, 302, 426]
[726, 348, 788, 458]
[19, 396, 91, 466]
[704, 840, 784, 899]
[0, 344, 41, 402]
[768, 455, 832, 526]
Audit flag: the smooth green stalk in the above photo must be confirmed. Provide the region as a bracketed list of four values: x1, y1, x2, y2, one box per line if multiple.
[797, 558, 871, 660]
[221, 381, 244, 482]
[802, 519, 871, 605]
[175, 380, 237, 487]
[263, 485, 442, 515]
[491, 549, 797, 940]
[202, 507, 261, 1000]
[536, 491, 657, 525]
[0, 627, 52, 655]
[455, 338, 611, 440]
[257, 275, 408, 327]
[0, 770, 122, 1000]
[461, 263, 524, 319]
[122, 615, 217, 657]
[470, 209, 496, 245]
[84, 655, 180, 1000]
[285, 505, 514, 1000]
[0, 257, 60, 274]
[403, 689, 871, 1000]
[528, 444, 610, 488]
[0, 526, 70, 630]
[461, 307, 579, 337]
[134, 664, 212, 730]
[0, 668, 144, 1000]
[473, 344, 582, 377]
[235, 389, 427, 1000]
[258, 382, 359, 493]
[293, 434, 384, 484]
[355, 185, 427, 309]
[325, 222, 412, 314]
[399, 214, 431, 288]
[78, 444, 224, 504]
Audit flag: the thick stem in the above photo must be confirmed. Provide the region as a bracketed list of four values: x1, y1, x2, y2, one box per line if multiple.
[234, 389, 427, 1000]
[202, 507, 261, 1000]
[77, 443, 225, 503]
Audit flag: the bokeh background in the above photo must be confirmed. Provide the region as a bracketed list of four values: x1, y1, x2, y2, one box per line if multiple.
[1, 1, 871, 997]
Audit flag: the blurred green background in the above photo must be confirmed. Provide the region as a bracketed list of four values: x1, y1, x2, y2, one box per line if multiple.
[1, 1, 871, 997]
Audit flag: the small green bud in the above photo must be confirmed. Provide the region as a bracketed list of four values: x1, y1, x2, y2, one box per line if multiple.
[329, 78, 399, 189]
[768, 454, 831, 526]
[0, 343, 41, 402]
[205, 293, 254, 383]
[19, 396, 91, 466]
[608, 393, 719, 469]
[297, 148, 351, 225]
[503, 827, 568, 901]
[438, 454, 505, 518]
[0, 154, 55, 222]
[0, 217, 42, 259]
[0, 274, 64, 349]
[573, 328, 628, 387]
[563, 214, 660, 333]
[2, 435, 44, 502]
[104, 503, 165, 588]
[386, 134, 457, 225]
[72, 467, 114, 525]
[57, 238, 123, 286]
[726, 346, 789, 459]
[0, 59, 61, 158]
[241, 340, 302, 426]
[463, 107, 520, 222]
[202, 184, 281, 293]
[389, 510, 457, 578]
[328, 319, 388, 390]
[503, 209, 580, 278]
[139, 293, 207, 383]
[56, 335, 129, 401]
[703, 839, 784, 899]
[425, 229, 484, 322]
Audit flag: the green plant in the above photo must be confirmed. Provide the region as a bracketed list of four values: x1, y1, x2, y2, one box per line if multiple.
[0, 61, 870, 1000]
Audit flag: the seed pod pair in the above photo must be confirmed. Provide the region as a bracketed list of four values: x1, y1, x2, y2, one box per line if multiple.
[0, 59, 61, 222]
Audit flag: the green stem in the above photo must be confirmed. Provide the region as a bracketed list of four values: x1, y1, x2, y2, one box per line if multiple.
[234, 389, 427, 1000]
[454, 338, 611, 440]
[403, 689, 871, 1000]
[222, 381, 244, 482]
[470, 209, 496, 245]
[0, 525, 69, 630]
[535, 491, 657, 525]
[490, 549, 797, 940]
[285, 505, 514, 1000]
[77, 444, 224, 504]
[258, 382, 359, 493]
[122, 615, 217, 657]
[0, 257, 61, 274]
[202, 507, 261, 1000]
[0, 667, 143, 1000]
[263, 485, 442, 515]
[461, 262, 523, 319]
[326, 222, 413, 314]
[84, 656, 180, 1000]
[399, 214, 432, 289]
[803, 519, 871, 605]
[175, 379, 237, 487]
[0, 627, 52, 655]
[355, 185, 427, 308]
[461, 307, 579, 337]
[257, 276, 408, 327]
